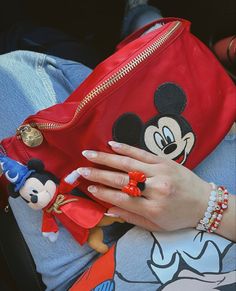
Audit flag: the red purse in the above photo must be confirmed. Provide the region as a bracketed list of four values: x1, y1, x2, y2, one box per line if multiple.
[0, 18, 235, 207]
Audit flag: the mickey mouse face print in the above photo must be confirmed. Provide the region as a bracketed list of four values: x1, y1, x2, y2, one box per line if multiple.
[113, 82, 196, 165]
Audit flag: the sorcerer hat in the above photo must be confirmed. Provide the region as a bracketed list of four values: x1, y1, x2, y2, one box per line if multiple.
[0, 154, 35, 192]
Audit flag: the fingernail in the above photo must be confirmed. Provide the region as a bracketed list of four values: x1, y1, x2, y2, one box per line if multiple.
[104, 212, 120, 218]
[77, 168, 91, 177]
[88, 185, 97, 194]
[108, 141, 122, 149]
[82, 150, 97, 159]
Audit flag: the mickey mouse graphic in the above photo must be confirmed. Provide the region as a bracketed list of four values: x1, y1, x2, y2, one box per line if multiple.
[113, 82, 196, 165]
[0, 154, 123, 253]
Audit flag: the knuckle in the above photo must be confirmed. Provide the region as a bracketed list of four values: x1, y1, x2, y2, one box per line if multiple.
[89, 168, 99, 180]
[153, 176, 173, 196]
[161, 178, 173, 195]
[95, 186, 110, 200]
[147, 203, 159, 218]
[139, 149, 148, 160]
[112, 191, 125, 204]
[114, 175, 127, 188]
[121, 157, 132, 169]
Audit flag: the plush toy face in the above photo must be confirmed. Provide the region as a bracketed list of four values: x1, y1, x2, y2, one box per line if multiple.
[6, 159, 60, 210]
[19, 177, 57, 210]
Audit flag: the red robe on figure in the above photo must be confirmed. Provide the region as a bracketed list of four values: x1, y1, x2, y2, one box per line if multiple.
[41, 179, 106, 245]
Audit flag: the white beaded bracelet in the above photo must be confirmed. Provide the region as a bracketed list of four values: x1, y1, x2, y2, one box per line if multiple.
[196, 183, 217, 231]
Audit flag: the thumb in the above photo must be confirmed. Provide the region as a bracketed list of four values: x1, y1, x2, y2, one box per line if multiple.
[108, 207, 161, 232]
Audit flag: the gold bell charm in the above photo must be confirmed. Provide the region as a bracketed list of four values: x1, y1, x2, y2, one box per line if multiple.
[17, 124, 44, 147]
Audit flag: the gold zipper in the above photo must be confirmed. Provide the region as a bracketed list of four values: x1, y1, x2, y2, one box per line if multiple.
[17, 21, 182, 147]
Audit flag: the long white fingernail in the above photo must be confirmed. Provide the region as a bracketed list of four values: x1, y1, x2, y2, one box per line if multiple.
[88, 185, 97, 194]
[108, 141, 122, 149]
[104, 212, 120, 218]
[77, 168, 91, 177]
[82, 150, 97, 158]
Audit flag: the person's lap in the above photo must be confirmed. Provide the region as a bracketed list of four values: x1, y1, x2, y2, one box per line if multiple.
[0, 50, 100, 290]
[0, 50, 134, 290]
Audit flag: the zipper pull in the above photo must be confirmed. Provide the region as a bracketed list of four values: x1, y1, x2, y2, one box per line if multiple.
[16, 124, 44, 147]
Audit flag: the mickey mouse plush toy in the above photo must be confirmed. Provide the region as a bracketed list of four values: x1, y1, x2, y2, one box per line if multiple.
[113, 82, 196, 165]
[0, 154, 123, 253]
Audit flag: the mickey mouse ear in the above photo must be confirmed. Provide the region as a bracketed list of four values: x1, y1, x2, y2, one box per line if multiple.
[27, 159, 45, 172]
[112, 113, 143, 146]
[154, 82, 187, 114]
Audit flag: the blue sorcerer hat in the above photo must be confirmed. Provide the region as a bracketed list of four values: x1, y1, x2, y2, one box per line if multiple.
[0, 154, 35, 192]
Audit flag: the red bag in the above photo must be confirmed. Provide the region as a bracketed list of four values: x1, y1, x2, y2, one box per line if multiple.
[0, 18, 235, 207]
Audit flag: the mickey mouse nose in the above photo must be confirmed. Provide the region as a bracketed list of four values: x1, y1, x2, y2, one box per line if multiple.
[30, 194, 38, 204]
[164, 143, 177, 154]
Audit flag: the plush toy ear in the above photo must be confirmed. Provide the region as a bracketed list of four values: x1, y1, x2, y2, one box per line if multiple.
[112, 113, 143, 146]
[7, 183, 20, 198]
[154, 82, 187, 114]
[27, 159, 45, 172]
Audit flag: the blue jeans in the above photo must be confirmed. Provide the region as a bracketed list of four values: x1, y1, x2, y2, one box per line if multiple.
[0, 51, 130, 290]
[0, 51, 97, 290]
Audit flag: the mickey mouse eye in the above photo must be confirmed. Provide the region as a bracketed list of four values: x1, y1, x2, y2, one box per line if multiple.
[163, 127, 175, 143]
[32, 189, 38, 194]
[154, 132, 166, 149]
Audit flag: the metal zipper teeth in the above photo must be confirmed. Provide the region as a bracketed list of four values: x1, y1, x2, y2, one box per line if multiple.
[37, 21, 181, 131]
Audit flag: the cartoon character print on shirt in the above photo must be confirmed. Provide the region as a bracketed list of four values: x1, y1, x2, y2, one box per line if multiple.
[112, 82, 196, 165]
[74, 228, 236, 291]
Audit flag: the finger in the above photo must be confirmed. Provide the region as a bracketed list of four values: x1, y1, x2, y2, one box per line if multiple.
[108, 141, 166, 164]
[77, 167, 129, 190]
[82, 150, 154, 177]
[108, 207, 161, 232]
[77, 167, 153, 197]
[87, 184, 150, 215]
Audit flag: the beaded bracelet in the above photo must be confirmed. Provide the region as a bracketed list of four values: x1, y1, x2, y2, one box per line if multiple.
[196, 183, 229, 233]
[207, 186, 229, 233]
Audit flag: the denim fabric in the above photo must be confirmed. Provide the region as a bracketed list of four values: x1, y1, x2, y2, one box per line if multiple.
[0, 51, 91, 140]
[0, 50, 130, 290]
[122, 4, 162, 38]
[0, 51, 99, 291]
[194, 133, 236, 194]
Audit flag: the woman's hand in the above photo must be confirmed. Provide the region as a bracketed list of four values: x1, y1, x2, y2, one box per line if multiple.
[77, 141, 211, 232]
